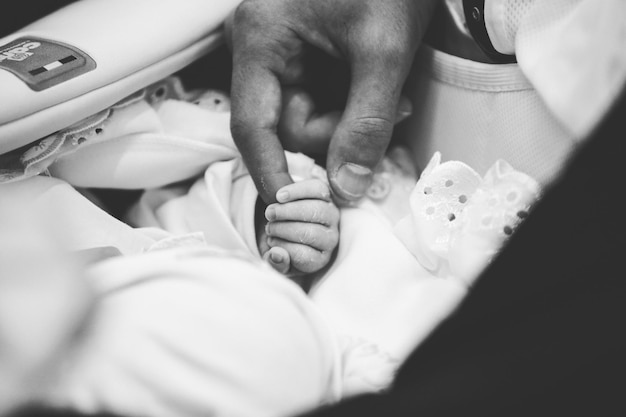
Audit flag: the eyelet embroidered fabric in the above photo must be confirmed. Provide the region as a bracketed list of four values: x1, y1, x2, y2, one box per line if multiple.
[395, 151, 541, 285]
[309, 148, 540, 395]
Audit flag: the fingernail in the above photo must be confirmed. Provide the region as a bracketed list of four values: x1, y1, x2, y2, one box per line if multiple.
[395, 111, 412, 123]
[265, 223, 271, 235]
[265, 205, 276, 221]
[395, 112, 412, 123]
[395, 100, 413, 123]
[276, 190, 289, 202]
[270, 251, 283, 264]
[334, 163, 373, 199]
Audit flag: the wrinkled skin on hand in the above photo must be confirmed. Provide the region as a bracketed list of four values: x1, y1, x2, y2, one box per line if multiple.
[227, 0, 439, 206]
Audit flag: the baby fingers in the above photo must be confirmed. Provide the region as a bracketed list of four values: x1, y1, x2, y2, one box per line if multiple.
[263, 246, 291, 275]
[275, 179, 333, 203]
[266, 221, 338, 252]
[266, 237, 332, 274]
[265, 200, 339, 227]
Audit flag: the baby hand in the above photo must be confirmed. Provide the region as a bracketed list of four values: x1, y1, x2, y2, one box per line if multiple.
[261, 179, 340, 276]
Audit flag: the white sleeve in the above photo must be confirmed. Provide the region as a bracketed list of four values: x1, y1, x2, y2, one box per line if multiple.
[51, 247, 343, 417]
[515, 0, 626, 138]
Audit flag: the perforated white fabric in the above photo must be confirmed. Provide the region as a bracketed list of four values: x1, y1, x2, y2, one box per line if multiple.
[485, 0, 536, 54]
[503, 0, 535, 48]
[394, 152, 540, 284]
[397, 46, 576, 188]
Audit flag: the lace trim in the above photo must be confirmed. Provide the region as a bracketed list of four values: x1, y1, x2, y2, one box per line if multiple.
[396, 152, 540, 285]
[0, 76, 231, 184]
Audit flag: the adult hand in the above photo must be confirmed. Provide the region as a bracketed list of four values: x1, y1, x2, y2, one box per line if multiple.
[228, 0, 438, 205]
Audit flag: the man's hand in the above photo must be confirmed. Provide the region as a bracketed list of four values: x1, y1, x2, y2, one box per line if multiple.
[228, 0, 438, 205]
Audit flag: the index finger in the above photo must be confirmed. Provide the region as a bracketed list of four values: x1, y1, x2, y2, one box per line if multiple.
[275, 179, 332, 203]
[229, 12, 294, 204]
[230, 63, 293, 204]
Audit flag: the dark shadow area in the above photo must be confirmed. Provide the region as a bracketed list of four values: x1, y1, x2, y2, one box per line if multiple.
[0, 1, 78, 38]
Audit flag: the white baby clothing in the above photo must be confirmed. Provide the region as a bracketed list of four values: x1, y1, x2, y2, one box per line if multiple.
[0, 76, 237, 188]
[49, 246, 342, 417]
[118, 89, 541, 395]
[0, 72, 543, 415]
[1, 1, 624, 416]
[0, 175, 343, 417]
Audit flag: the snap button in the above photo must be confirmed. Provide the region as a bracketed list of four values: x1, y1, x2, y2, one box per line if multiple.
[471, 6, 481, 21]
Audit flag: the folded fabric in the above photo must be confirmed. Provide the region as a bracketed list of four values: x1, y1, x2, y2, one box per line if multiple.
[0, 76, 237, 189]
[49, 246, 342, 417]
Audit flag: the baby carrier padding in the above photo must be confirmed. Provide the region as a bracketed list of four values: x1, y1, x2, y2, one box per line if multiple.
[0, 0, 242, 154]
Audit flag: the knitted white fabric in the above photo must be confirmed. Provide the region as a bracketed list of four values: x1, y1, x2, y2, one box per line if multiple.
[485, 0, 536, 54]
[397, 45, 576, 188]
[440, 0, 626, 138]
[444, 0, 537, 54]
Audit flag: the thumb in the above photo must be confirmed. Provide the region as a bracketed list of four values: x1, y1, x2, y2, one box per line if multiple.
[327, 54, 413, 204]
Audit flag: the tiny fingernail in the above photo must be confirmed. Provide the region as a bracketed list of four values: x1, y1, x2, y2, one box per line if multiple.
[265, 205, 276, 221]
[334, 163, 373, 199]
[265, 223, 271, 235]
[395, 111, 412, 123]
[395, 100, 413, 123]
[270, 251, 283, 263]
[398, 99, 412, 114]
[276, 190, 289, 202]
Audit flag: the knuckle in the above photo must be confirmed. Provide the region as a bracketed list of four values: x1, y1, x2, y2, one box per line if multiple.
[308, 206, 322, 223]
[234, 0, 266, 24]
[319, 203, 338, 226]
[312, 201, 337, 226]
[272, 204, 286, 219]
[299, 227, 315, 245]
[316, 181, 332, 200]
[229, 115, 250, 139]
[347, 116, 394, 144]
[357, 22, 410, 60]
[230, 115, 271, 144]
[327, 201, 340, 219]
[292, 247, 326, 274]
[324, 228, 339, 249]
[277, 119, 303, 149]
[375, 38, 408, 62]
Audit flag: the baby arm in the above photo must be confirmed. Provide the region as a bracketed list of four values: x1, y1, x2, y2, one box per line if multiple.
[257, 179, 340, 277]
